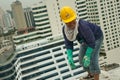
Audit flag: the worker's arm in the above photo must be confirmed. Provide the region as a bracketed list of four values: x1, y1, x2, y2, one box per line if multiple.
[66, 49, 76, 69]
[83, 47, 93, 67]
[79, 20, 95, 67]
[62, 26, 76, 69]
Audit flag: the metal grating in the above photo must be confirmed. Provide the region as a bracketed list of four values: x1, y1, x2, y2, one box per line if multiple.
[17, 39, 86, 80]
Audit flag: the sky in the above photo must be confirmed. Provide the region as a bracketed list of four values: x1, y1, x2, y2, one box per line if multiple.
[0, 0, 40, 11]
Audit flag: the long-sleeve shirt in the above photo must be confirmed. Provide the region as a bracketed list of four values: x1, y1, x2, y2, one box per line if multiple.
[62, 19, 103, 50]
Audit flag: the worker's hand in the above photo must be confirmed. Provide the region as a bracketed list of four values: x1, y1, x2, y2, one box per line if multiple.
[82, 47, 93, 67]
[68, 57, 76, 69]
[67, 49, 76, 69]
[83, 55, 90, 67]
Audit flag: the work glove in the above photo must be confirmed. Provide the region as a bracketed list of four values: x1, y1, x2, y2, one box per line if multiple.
[82, 47, 93, 67]
[66, 49, 76, 69]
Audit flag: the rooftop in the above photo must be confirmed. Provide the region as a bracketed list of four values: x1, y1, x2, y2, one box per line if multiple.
[76, 64, 120, 80]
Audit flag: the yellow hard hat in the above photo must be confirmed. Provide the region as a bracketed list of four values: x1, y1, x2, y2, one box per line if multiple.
[60, 6, 77, 23]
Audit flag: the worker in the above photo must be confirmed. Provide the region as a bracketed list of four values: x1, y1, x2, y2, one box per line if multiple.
[60, 6, 103, 80]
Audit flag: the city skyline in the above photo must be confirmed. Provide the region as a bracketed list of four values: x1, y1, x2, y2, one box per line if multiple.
[0, 0, 120, 80]
[0, 0, 41, 10]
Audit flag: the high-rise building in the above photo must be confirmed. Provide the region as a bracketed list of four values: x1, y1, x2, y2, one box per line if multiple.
[11, 0, 27, 30]
[13, 35, 87, 80]
[3, 12, 14, 31]
[31, 1, 52, 38]
[0, 38, 16, 80]
[0, 7, 14, 33]
[24, 7, 35, 27]
[0, 7, 5, 32]
[85, 0, 120, 63]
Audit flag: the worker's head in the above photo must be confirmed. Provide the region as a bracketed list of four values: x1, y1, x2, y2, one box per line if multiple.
[60, 6, 77, 29]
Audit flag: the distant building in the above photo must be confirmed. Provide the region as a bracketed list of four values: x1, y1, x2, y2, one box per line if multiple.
[0, 27, 3, 36]
[3, 12, 14, 31]
[24, 7, 35, 27]
[75, 0, 88, 20]
[0, 7, 14, 34]
[0, 7, 5, 33]
[6, 10, 13, 18]
[11, 0, 27, 30]
[31, 1, 52, 38]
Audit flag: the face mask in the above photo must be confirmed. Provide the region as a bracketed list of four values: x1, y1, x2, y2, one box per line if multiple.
[65, 20, 78, 41]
